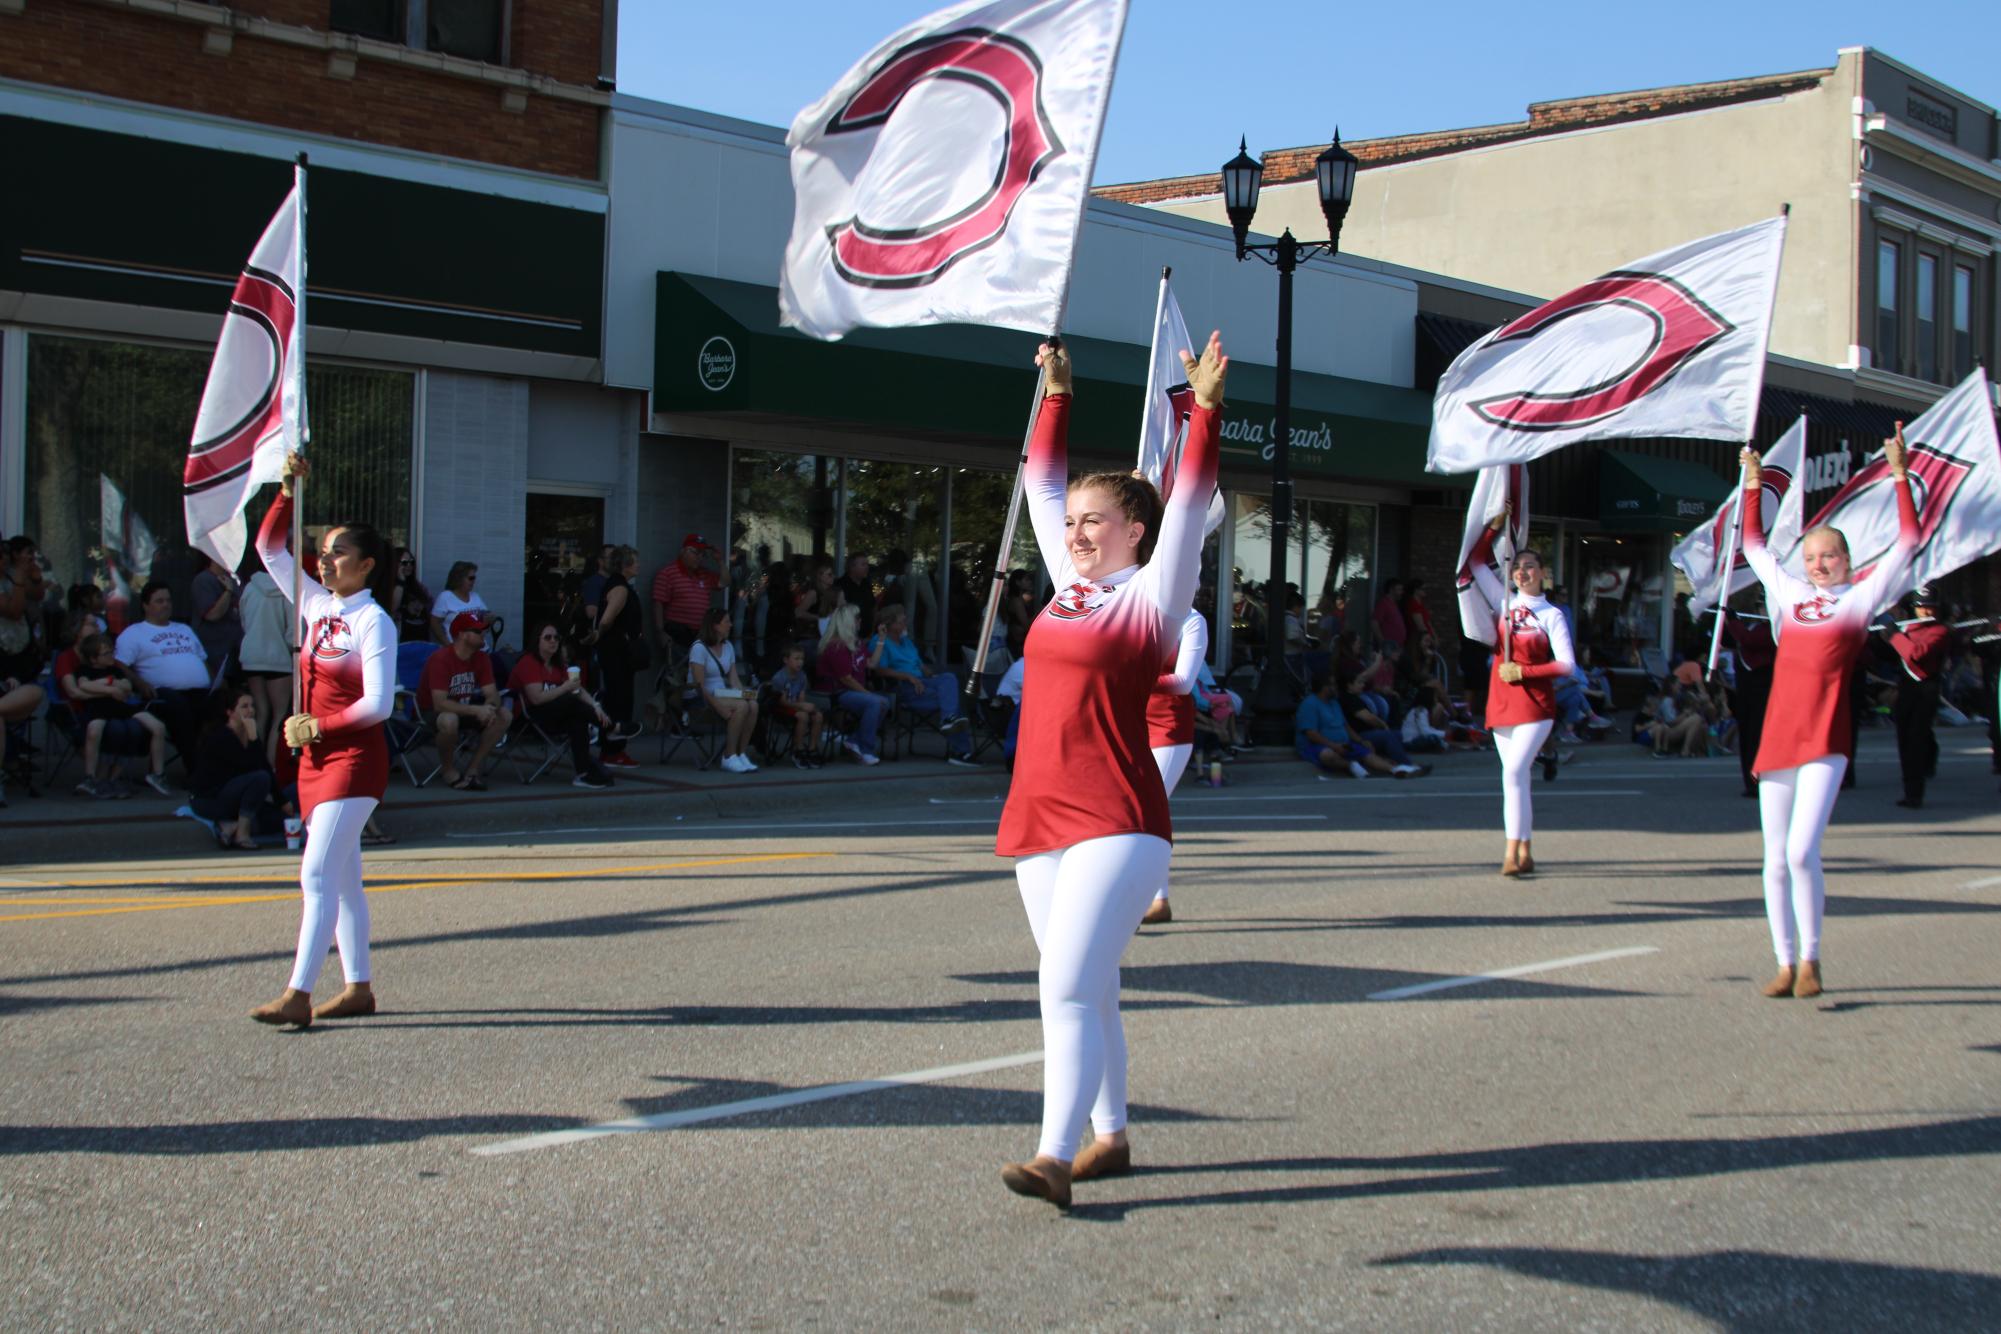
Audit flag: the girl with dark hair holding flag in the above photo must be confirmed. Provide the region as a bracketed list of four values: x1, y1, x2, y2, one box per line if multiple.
[248, 454, 397, 1027]
[994, 331, 1227, 1209]
[1738, 431, 1918, 999]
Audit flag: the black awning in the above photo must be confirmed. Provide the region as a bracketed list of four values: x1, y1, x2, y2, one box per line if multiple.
[1759, 385, 1902, 441]
[1416, 313, 1494, 385]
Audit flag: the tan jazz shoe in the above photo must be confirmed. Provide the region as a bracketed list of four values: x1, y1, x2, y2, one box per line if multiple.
[1000, 1156, 1073, 1209]
[250, 988, 313, 1027]
[312, 982, 377, 1020]
[1761, 966, 1797, 998]
[1517, 841, 1535, 875]
[1071, 1138, 1132, 1182]
[1501, 840, 1522, 878]
[1141, 899, 1172, 926]
[1792, 960, 1823, 999]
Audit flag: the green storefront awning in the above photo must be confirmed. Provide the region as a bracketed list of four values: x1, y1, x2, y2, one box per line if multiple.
[1597, 450, 1732, 532]
[653, 272, 1438, 486]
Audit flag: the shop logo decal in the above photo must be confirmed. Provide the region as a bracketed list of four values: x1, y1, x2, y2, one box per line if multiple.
[698, 337, 737, 392]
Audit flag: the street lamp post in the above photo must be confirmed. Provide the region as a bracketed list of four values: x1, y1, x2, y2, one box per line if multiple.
[1222, 132, 1358, 742]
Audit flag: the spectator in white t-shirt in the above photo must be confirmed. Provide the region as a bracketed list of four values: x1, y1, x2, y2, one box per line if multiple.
[429, 561, 489, 646]
[114, 580, 211, 772]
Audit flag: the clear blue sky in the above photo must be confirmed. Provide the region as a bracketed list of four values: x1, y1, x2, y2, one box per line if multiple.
[616, 0, 1999, 184]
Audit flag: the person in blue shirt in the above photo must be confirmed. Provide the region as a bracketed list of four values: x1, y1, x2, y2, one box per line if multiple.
[868, 603, 975, 765]
[1295, 673, 1429, 778]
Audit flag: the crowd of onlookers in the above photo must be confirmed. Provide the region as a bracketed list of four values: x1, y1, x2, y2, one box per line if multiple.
[5, 520, 1997, 831]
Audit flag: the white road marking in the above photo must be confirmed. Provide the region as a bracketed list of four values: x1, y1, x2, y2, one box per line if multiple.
[1963, 875, 2001, 891]
[1368, 946, 1660, 1001]
[1178, 789, 1644, 802]
[474, 1049, 1046, 1156]
[446, 815, 1325, 840]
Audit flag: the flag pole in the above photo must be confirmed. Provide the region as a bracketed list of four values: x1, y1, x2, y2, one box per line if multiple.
[967, 351, 1052, 687]
[292, 153, 309, 727]
[1704, 459, 1748, 676]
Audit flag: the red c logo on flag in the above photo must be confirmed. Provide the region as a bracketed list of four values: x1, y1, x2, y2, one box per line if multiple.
[184, 265, 294, 495]
[823, 28, 1062, 289]
[1471, 272, 1736, 432]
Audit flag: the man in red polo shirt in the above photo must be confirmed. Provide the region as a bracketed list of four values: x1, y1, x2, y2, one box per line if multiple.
[651, 533, 720, 651]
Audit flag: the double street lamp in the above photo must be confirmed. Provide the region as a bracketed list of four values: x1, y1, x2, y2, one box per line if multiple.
[1220, 132, 1359, 741]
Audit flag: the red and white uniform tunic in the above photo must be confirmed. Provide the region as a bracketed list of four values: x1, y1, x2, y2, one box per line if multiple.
[1886, 617, 1948, 682]
[996, 394, 1220, 857]
[256, 493, 395, 817]
[1742, 478, 1918, 776]
[1464, 532, 1575, 728]
[1146, 612, 1207, 750]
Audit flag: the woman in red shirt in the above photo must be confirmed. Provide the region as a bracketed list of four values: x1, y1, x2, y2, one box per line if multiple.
[995, 333, 1227, 1209]
[509, 622, 616, 789]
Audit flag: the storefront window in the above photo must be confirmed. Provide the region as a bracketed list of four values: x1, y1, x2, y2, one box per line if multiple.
[24, 334, 412, 629]
[1573, 533, 1668, 670]
[1226, 494, 1374, 668]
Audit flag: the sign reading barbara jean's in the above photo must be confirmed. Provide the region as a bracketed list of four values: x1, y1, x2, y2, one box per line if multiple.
[1217, 413, 1336, 463]
[698, 337, 736, 392]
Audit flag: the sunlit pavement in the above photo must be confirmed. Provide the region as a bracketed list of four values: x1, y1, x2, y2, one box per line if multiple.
[2, 731, 1997, 1329]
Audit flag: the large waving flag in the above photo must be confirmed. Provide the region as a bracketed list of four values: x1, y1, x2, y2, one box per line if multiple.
[1772, 368, 2001, 601]
[184, 165, 305, 571]
[1672, 414, 1807, 616]
[1136, 272, 1225, 535]
[1454, 463, 1529, 643]
[779, 0, 1128, 341]
[1427, 217, 1787, 475]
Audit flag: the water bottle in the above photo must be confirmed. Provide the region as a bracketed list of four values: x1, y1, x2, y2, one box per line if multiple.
[1208, 759, 1223, 788]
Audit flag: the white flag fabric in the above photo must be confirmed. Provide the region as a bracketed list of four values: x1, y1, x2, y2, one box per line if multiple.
[779, 0, 1128, 341]
[1427, 217, 1787, 475]
[1672, 414, 1807, 616]
[1136, 276, 1225, 536]
[184, 168, 305, 571]
[1774, 368, 2001, 601]
[1454, 463, 1530, 643]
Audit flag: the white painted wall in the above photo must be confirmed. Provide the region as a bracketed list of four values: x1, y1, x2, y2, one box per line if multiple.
[420, 371, 529, 646]
[604, 98, 1417, 393]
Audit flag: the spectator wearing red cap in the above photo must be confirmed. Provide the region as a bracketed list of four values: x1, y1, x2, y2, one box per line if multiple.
[420, 611, 512, 789]
[652, 533, 720, 653]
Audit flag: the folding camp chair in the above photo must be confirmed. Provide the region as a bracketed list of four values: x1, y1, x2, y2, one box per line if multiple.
[387, 641, 444, 786]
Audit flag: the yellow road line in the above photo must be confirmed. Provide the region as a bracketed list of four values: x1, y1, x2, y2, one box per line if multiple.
[0, 852, 830, 924]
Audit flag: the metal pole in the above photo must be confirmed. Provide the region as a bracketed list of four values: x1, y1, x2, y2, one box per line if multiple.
[968, 352, 1053, 685]
[1704, 460, 1749, 675]
[1251, 232, 1298, 742]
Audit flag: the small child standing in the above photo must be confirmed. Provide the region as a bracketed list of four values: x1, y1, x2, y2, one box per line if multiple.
[770, 646, 825, 768]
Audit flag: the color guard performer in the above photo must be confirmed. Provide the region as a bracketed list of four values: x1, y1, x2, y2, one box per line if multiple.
[1883, 587, 1948, 810]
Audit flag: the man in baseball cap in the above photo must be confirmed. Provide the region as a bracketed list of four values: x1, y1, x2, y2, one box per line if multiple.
[1884, 586, 1948, 809]
[652, 533, 721, 652]
[419, 611, 512, 789]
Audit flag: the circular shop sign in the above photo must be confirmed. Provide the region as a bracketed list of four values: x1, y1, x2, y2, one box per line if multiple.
[697, 336, 736, 392]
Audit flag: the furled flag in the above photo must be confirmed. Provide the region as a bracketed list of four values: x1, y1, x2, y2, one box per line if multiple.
[1454, 463, 1529, 643]
[1671, 414, 1807, 617]
[184, 165, 305, 571]
[779, 0, 1129, 341]
[1771, 367, 2001, 606]
[1136, 273, 1226, 536]
[1427, 216, 1788, 475]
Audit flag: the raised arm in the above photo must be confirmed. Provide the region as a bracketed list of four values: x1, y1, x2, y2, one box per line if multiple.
[1158, 612, 1209, 695]
[255, 477, 329, 610]
[1738, 449, 1814, 607]
[1853, 436, 1921, 613]
[1025, 345, 1075, 585]
[1457, 513, 1507, 641]
[1148, 332, 1228, 625]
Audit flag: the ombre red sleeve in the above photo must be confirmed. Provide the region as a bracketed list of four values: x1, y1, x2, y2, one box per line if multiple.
[1149, 403, 1221, 624]
[1024, 394, 1072, 581]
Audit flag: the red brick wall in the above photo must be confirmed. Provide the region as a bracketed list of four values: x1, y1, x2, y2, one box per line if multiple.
[0, 0, 604, 180]
[1406, 502, 1468, 653]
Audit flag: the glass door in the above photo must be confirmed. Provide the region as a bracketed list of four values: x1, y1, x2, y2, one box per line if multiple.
[523, 491, 604, 648]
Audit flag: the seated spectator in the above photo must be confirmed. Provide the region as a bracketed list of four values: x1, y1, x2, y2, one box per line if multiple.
[869, 604, 974, 766]
[65, 582, 107, 641]
[816, 604, 887, 766]
[190, 687, 278, 849]
[768, 645, 825, 768]
[508, 622, 615, 790]
[1295, 672, 1429, 779]
[1398, 630, 1449, 699]
[428, 561, 488, 646]
[114, 580, 211, 769]
[1335, 631, 1392, 731]
[688, 607, 760, 773]
[422, 612, 513, 790]
[1194, 658, 1246, 756]
[652, 534, 721, 654]
[1650, 679, 1715, 758]
[391, 547, 434, 644]
[190, 552, 243, 677]
[72, 633, 170, 797]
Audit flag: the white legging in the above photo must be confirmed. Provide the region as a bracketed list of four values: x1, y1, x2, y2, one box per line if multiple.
[1757, 755, 1846, 965]
[1493, 719, 1553, 840]
[288, 795, 377, 993]
[1015, 833, 1172, 1163]
[1149, 743, 1193, 902]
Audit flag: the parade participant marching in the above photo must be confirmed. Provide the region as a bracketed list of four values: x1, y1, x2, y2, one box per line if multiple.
[1739, 432, 1918, 999]
[1140, 608, 1207, 927]
[1883, 587, 1948, 810]
[1722, 603, 1776, 799]
[1463, 508, 1575, 877]
[249, 454, 396, 1027]
[996, 332, 1226, 1209]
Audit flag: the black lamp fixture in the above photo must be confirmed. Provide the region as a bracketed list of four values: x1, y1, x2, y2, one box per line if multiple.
[1217, 129, 1360, 743]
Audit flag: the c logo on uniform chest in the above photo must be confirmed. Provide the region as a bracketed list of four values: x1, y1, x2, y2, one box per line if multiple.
[1791, 596, 1838, 625]
[312, 616, 352, 660]
[1047, 581, 1119, 622]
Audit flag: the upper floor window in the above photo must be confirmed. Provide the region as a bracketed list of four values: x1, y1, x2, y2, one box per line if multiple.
[1953, 265, 1976, 382]
[1875, 238, 1901, 374]
[331, 0, 507, 65]
[1915, 252, 1939, 384]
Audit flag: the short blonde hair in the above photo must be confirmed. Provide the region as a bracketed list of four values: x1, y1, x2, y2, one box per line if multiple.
[820, 602, 860, 650]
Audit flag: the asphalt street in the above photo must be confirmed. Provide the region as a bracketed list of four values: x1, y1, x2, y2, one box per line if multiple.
[2, 732, 1997, 1330]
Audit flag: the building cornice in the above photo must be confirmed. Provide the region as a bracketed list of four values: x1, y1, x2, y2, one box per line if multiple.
[1862, 115, 2001, 193]
[1859, 173, 2001, 242]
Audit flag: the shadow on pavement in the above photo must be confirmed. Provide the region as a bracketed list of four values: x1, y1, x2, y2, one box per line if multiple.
[615, 1073, 1234, 1131]
[0, 991, 160, 1017]
[957, 959, 1646, 1007]
[0, 1113, 585, 1156]
[1060, 1114, 2001, 1223]
[1371, 1245, 1999, 1327]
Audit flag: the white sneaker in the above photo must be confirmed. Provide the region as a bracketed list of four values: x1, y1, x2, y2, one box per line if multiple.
[739, 755, 760, 772]
[719, 754, 745, 773]
[844, 740, 879, 766]
[1348, 761, 1369, 779]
